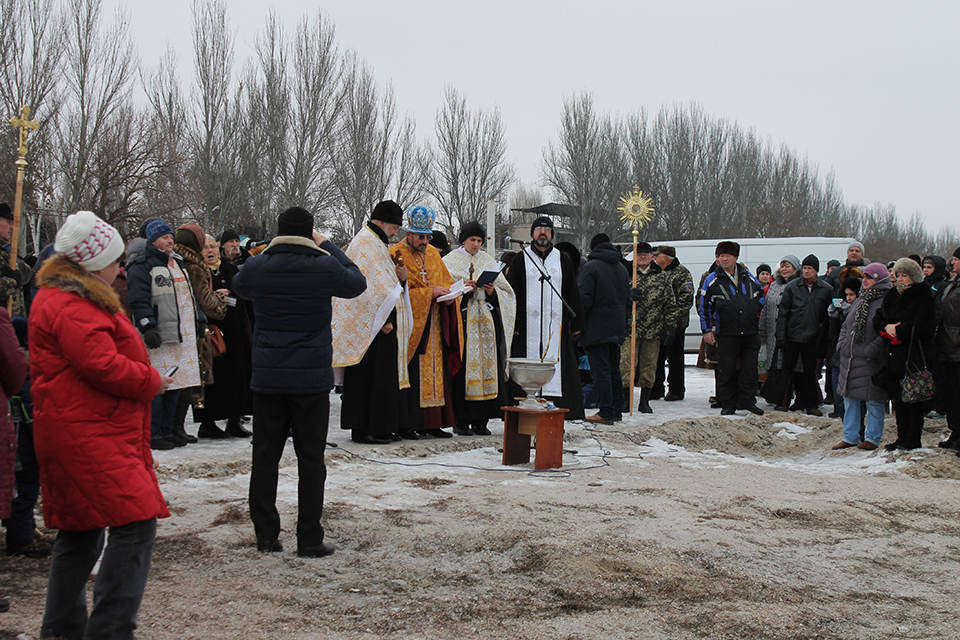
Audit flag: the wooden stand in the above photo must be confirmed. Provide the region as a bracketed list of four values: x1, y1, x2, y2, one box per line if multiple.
[501, 406, 568, 470]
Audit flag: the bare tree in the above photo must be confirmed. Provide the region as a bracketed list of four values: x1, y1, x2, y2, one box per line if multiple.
[510, 179, 543, 210]
[141, 44, 188, 225]
[426, 86, 514, 236]
[56, 0, 138, 221]
[0, 0, 64, 251]
[392, 113, 428, 210]
[187, 0, 239, 229]
[328, 52, 396, 241]
[85, 103, 170, 231]
[541, 92, 628, 248]
[282, 10, 341, 215]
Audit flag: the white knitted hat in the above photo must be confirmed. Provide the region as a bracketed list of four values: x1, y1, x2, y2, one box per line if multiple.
[54, 211, 125, 272]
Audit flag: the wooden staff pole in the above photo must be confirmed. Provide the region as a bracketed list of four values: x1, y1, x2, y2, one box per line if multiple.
[7, 106, 37, 314]
[629, 226, 638, 415]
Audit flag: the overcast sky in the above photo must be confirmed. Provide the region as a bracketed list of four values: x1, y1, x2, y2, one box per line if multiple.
[112, 0, 959, 231]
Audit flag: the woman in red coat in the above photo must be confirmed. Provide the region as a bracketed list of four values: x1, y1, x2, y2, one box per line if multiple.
[30, 211, 173, 640]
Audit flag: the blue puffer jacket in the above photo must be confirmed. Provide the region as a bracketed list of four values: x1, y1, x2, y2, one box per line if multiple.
[699, 263, 765, 336]
[232, 236, 366, 395]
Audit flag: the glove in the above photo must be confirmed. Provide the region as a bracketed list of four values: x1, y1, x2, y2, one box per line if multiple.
[2, 264, 21, 286]
[143, 326, 162, 349]
[661, 327, 676, 347]
[630, 287, 643, 302]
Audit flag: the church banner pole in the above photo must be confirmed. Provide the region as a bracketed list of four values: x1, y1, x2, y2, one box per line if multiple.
[617, 187, 654, 418]
[630, 227, 638, 415]
[8, 105, 38, 314]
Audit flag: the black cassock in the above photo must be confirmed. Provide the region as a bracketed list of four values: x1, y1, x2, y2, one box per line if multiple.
[339, 307, 410, 440]
[506, 246, 585, 420]
[339, 221, 410, 439]
[193, 260, 253, 422]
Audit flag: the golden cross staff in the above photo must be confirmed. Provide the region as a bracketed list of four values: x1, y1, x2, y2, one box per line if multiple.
[617, 186, 654, 417]
[8, 106, 38, 310]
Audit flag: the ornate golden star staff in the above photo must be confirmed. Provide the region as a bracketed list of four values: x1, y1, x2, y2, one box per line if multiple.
[7, 105, 38, 313]
[617, 186, 654, 416]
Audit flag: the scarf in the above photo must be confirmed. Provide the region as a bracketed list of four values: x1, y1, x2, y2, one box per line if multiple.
[853, 286, 886, 343]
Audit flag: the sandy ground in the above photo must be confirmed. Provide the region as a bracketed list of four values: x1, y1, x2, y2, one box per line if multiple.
[3, 364, 960, 640]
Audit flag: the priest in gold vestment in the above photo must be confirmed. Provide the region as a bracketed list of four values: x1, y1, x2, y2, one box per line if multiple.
[389, 205, 463, 438]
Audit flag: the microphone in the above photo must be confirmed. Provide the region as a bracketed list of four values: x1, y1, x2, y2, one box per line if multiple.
[507, 237, 526, 245]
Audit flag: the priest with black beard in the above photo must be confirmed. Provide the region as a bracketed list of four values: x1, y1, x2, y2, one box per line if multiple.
[506, 216, 585, 420]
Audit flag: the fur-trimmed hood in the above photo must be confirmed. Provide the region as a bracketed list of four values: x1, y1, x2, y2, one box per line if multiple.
[36, 253, 121, 314]
[264, 235, 329, 255]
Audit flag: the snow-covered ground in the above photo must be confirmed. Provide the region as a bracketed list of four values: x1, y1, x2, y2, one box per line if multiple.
[155, 354, 933, 512]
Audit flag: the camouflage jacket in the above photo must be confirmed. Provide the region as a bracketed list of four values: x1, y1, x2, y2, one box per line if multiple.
[0, 246, 26, 318]
[631, 262, 677, 339]
[660, 258, 695, 329]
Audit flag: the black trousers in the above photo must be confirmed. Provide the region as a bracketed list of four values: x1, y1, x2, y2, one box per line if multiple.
[893, 398, 925, 448]
[778, 341, 819, 410]
[249, 392, 329, 548]
[944, 361, 960, 434]
[653, 327, 686, 397]
[716, 334, 760, 410]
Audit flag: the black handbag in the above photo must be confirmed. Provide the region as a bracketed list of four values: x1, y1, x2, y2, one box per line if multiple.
[900, 327, 935, 404]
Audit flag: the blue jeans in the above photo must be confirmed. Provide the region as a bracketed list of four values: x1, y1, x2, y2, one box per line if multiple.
[842, 397, 885, 445]
[150, 389, 180, 439]
[585, 343, 623, 421]
[830, 367, 844, 418]
[41, 518, 157, 640]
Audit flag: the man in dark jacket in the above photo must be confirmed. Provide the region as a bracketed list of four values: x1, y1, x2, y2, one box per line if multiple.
[220, 228, 250, 266]
[774, 254, 834, 416]
[652, 245, 694, 401]
[578, 234, 629, 424]
[233, 206, 365, 558]
[827, 241, 867, 290]
[699, 241, 765, 416]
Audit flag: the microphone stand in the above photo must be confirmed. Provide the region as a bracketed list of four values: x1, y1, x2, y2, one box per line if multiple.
[513, 238, 576, 319]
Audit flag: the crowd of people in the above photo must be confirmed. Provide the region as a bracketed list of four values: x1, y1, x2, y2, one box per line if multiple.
[2, 197, 960, 632]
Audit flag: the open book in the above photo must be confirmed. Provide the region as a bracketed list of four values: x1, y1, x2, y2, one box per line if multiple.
[437, 279, 474, 302]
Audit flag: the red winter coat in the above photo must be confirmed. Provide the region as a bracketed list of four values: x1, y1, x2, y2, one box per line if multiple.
[0, 308, 27, 520]
[30, 255, 169, 531]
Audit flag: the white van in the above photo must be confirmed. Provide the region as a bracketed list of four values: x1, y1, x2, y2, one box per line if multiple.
[623, 236, 857, 352]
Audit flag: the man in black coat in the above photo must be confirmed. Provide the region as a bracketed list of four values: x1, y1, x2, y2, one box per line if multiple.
[578, 234, 629, 424]
[232, 207, 366, 558]
[827, 242, 867, 290]
[774, 254, 834, 416]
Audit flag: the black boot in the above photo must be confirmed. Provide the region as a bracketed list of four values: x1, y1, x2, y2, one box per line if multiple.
[172, 422, 197, 444]
[171, 392, 196, 444]
[638, 388, 653, 414]
[198, 421, 229, 439]
[225, 417, 252, 438]
[938, 430, 960, 449]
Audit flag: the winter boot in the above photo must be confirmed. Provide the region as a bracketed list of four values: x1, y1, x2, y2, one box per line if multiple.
[225, 417, 252, 438]
[637, 388, 653, 414]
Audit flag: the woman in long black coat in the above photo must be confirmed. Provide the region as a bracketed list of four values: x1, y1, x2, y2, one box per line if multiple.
[873, 258, 936, 450]
[192, 235, 254, 437]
